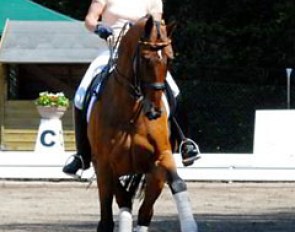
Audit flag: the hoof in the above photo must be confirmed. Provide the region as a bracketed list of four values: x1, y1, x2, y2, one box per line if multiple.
[97, 221, 114, 232]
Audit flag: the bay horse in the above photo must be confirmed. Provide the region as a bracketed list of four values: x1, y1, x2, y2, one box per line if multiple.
[88, 15, 198, 232]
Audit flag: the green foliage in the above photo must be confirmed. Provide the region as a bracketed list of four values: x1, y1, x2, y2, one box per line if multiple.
[35, 92, 70, 108]
[164, 0, 295, 80]
[32, 0, 91, 20]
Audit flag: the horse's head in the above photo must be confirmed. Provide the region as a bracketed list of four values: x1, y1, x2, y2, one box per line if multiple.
[138, 15, 175, 120]
[117, 15, 176, 120]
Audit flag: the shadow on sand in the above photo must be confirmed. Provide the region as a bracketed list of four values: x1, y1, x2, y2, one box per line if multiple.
[1, 211, 294, 232]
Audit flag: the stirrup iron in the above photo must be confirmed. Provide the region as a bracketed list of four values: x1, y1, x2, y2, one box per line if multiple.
[179, 138, 201, 166]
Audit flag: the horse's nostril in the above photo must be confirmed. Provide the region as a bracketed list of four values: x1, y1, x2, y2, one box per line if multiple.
[146, 110, 161, 120]
[142, 98, 162, 120]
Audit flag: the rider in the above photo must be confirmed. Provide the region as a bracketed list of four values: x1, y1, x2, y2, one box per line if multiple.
[63, 0, 200, 176]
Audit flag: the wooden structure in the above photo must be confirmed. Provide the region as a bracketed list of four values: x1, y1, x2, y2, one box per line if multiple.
[0, 21, 106, 151]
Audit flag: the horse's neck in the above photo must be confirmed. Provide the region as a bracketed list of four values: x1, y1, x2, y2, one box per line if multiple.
[104, 42, 143, 121]
[103, 71, 138, 121]
[116, 49, 134, 77]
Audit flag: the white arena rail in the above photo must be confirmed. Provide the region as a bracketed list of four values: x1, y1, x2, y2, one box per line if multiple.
[1, 110, 295, 181]
[0, 151, 295, 181]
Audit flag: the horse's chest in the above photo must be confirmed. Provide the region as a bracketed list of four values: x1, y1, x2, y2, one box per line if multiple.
[109, 133, 155, 174]
[111, 132, 153, 152]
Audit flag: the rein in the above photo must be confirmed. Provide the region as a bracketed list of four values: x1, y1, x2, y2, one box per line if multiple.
[114, 66, 143, 99]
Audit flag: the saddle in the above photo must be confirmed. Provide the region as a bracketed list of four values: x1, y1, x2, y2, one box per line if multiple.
[82, 65, 112, 122]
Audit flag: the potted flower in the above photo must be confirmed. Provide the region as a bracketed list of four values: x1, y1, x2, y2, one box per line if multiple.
[35, 91, 70, 119]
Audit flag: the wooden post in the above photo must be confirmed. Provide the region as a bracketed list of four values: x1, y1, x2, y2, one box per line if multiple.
[0, 63, 6, 149]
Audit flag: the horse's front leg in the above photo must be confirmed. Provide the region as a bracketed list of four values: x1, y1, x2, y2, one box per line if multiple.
[160, 150, 198, 232]
[95, 162, 115, 232]
[167, 170, 198, 232]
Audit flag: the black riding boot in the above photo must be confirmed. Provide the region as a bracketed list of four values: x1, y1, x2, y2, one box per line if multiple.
[171, 117, 201, 167]
[63, 107, 91, 176]
[165, 82, 201, 166]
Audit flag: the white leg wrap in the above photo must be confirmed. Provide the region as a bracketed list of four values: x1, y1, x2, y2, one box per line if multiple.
[173, 191, 198, 232]
[118, 207, 133, 232]
[134, 225, 149, 232]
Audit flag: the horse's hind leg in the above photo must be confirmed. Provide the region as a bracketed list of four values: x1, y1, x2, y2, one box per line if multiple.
[114, 178, 134, 232]
[167, 170, 198, 232]
[135, 168, 166, 232]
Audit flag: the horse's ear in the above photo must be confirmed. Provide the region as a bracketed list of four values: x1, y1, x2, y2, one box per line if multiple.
[144, 14, 154, 39]
[166, 21, 177, 38]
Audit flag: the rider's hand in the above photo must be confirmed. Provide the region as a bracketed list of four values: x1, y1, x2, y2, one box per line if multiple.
[94, 24, 113, 40]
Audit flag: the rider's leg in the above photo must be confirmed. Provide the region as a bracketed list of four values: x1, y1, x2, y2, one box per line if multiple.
[166, 72, 180, 97]
[63, 107, 92, 175]
[166, 72, 201, 166]
[63, 51, 110, 176]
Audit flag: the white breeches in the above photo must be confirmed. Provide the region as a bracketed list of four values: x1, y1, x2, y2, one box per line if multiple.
[74, 50, 110, 109]
[74, 50, 180, 110]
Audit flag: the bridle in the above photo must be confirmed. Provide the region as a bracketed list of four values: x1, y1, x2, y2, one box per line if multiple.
[113, 18, 173, 120]
[138, 39, 172, 90]
[114, 37, 172, 100]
